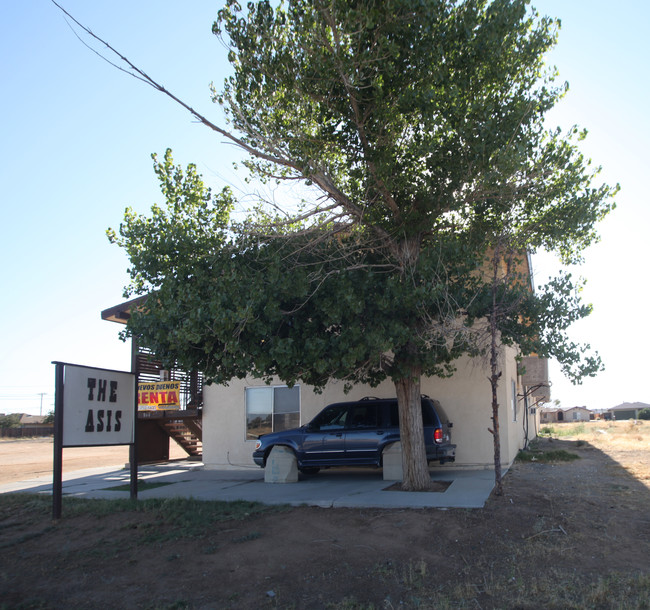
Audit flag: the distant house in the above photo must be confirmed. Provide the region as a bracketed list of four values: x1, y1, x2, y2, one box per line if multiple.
[19, 414, 47, 428]
[607, 402, 650, 421]
[19, 415, 53, 436]
[540, 406, 591, 423]
[0, 414, 53, 438]
[539, 407, 559, 423]
[563, 407, 592, 422]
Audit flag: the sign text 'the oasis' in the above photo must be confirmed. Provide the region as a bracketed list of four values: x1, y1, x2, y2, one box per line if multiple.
[85, 377, 122, 433]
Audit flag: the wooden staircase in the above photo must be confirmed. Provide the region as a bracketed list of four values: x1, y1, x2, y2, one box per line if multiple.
[158, 418, 203, 457]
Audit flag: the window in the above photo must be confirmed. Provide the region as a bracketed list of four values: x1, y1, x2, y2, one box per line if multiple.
[245, 385, 300, 441]
[348, 404, 379, 428]
[311, 404, 349, 430]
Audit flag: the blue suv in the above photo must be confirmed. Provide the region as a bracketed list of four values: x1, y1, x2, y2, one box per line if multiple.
[253, 396, 455, 473]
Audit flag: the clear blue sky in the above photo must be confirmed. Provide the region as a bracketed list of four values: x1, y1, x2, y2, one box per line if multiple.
[1, 1, 648, 416]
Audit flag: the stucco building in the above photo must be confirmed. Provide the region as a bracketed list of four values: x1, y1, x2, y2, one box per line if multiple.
[103, 294, 546, 471]
[201, 350, 544, 471]
[607, 402, 650, 420]
[102, 253, 547, 472]
[540, 406, 592, 423]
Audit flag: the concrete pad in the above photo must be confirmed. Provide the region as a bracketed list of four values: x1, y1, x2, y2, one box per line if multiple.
[0, 461, 498, 509]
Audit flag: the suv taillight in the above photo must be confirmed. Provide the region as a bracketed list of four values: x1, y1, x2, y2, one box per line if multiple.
[434, 428, 443, 444]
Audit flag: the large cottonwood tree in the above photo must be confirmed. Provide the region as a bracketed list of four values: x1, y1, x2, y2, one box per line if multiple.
[95, 0, 617, 489]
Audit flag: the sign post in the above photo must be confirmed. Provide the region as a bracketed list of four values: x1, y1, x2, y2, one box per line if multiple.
[52, 362, 137, 519]
[53, 363, 64, 520]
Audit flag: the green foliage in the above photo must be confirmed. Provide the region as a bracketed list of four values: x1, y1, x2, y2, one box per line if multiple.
[210, 0, 613, 382]
[109, 0, 617, 488]
[107, 148, 235, 298]
[516, 448, 580, 462]
[117, 164, 481, 389]
[0, 413, 21, 429]
[638, 408, 650, 420]
[539, 423, 587, 438]
[214, 0, 569, 235]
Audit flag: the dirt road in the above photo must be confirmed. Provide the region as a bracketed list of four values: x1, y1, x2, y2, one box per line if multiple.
[0, 437, 188, 484]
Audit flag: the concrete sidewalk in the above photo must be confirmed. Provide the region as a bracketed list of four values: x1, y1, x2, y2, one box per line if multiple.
[0, 461, 497, 509]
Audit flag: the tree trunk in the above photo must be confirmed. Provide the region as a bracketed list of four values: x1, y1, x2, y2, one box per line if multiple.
[490, 247, 504, 496]
[394, 369, 431, 491]
[489, 360, 504, 496]
[389, 236, 431, 491]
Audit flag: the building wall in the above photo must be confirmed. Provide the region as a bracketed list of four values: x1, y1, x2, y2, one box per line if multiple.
[540, 410, 558, 423]
[564, 408, 591, 422]
[202, 346, 535, 470]
[609, 409, 637, 420]
[540, 408, 591, 423]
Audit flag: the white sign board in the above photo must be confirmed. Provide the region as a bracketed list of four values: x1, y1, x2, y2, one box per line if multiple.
[62, 364, 135, 447]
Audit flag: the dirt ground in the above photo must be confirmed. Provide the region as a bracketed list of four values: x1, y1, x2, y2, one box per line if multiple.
[1, 422, 649, 609]
[0, 437, 187, 485]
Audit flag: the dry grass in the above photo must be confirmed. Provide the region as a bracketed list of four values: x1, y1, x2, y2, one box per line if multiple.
[540, 420, 650, 448]
[1, 427, 649, 609]
[539, 420, 650, 489]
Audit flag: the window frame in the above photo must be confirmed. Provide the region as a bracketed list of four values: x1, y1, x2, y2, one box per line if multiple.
[244, 384, 301, 442]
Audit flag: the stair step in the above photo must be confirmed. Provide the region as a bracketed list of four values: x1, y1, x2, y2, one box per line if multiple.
[156, 418, 203, 457]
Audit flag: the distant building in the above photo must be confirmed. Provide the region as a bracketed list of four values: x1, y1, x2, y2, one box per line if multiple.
[539, 407, 558, 423]
[607, 402, 650, 420]
[562, 406, 592, 422]
[19, 414, 47, 428]
[540, 406, 591, 423]
[0, 414, 53, 438]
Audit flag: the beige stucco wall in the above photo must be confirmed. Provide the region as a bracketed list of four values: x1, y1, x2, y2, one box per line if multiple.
[202, 347, 536, 471]
[419, 344, 532, 468]
[563, 408, 591, 422]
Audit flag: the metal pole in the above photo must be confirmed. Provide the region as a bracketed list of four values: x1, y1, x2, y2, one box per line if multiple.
[129, 338, 139, 500]
[52, 363, 64, 520]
